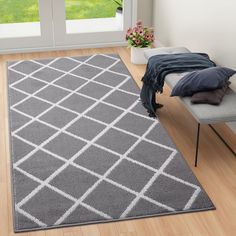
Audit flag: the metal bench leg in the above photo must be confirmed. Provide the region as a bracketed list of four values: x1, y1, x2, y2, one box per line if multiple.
[209, 124, 236, 156]
[195, 123, 201, 167]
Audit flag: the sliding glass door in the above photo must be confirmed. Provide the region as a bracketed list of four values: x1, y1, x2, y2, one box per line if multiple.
[0, 0, 136, 53]
[53, 0, 134, 47]
[0, 0, 53, 52]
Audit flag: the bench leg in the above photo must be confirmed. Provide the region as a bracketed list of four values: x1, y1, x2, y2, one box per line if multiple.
[209, 124, 236, 156]
[195, 123, 201, 167]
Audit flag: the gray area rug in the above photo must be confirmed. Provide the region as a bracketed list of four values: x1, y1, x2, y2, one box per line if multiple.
[7, 54, 215, 232]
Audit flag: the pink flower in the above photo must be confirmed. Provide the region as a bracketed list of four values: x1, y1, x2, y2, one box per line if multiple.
[138, 29, 144, 35]
[145, 34, 151, 40]
[127, 27, 132, 34]
[149, 34, 154, 42]
[126, 20, 154, 46]
[126, 29, 133, 40]
[136, 20, 142, 27]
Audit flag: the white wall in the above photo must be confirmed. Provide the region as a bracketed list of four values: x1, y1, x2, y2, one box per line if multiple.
[137, 0, 153, 26]
[153, 0, 236, 133]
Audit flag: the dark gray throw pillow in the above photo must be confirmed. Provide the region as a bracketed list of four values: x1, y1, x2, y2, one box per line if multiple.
[171, 67, 236, 97]
[191, 81, 230, 105]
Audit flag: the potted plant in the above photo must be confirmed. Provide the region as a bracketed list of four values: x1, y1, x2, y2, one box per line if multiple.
[126, 20, 155, 64]
[112, 0, 123, 14]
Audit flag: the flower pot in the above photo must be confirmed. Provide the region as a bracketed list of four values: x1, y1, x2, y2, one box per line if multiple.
[116, 7, 123, 14]
[130, 47, 149, 64]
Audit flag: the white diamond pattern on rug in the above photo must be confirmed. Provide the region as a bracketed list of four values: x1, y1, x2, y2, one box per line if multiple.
[39, 107, 77, 129]
[32, 67, 64, 82]
[71, 64, 102, 79]
[9, 88, 28, 106]
[14, 169, 40, 203]
[86, 103, 123, 124]
[78, 82, 112, 99]
[61, 205, 106, 225]
[96, 128, 138, 154]
[43, 133, 86, 159]
[66, 117, 106, 141]
[49, 58, 80, 72]
[104, 90, 138, 109]
[18, 150, 65, 181]
[14, 97, 51, 117]
[35, 85, 70, 103]
[10, 110, 31, 132]
[16, 121, 57, 145]
[115, 113, 155, 136]
[83, 181, 136, 218]
[145, 175, 196, 209]
[54, 74, 87, 91]
[59, 94, 95, 113]
[49, 165, 99, 199]
[8, 54, 215, 233]
[107, 159, 155, 192]
[13, 77, 47, 94]
[11, 61, 42, 74]
[128, 139, 174, 169]
[94, 71, 127, 87]
[8, 70, 25, 84]
[11, 137, 35, 163]
[21, 187, 75, 226]
[74, 146, 120, 175]
[86, 54, 117, 68]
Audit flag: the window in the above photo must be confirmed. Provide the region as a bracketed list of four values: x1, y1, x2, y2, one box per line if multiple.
[0, 0, 136, 53]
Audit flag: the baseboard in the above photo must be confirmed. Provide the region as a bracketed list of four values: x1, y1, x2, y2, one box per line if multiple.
[0, 41, 128, 55]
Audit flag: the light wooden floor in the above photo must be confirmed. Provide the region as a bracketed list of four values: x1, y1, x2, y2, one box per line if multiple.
[1, 47, 236, 236]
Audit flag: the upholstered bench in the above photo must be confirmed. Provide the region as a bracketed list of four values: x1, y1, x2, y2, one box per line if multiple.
[144, 47, 236, 166]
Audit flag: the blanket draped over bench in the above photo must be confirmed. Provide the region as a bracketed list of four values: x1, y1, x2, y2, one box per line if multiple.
[140, 53, 216, 117]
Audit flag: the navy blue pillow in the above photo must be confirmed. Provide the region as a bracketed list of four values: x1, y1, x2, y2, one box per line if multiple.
[171, 67, 236, 97]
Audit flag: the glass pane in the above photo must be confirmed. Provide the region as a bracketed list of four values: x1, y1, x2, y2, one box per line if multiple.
[65, 0, 119, 20]
[65, 0, 123, 34]
[0, 0, 40, 23]
[0, 0, 40, 38]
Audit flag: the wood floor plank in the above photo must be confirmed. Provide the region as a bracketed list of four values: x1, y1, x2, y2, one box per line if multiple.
[0, 47, 236, 236]
[97, 223, 119, 236]
[0, 59, 11, 236]
[130, 219, 160, 236]
[80, 225, 100, 236]
[45, 228, 64, 236]
[119, 232, 137, 236]
[62, 227, 83, 236]
[115, 221, 137, 234]
[28, 231, 46, 236]
[151, 216, 192, 236]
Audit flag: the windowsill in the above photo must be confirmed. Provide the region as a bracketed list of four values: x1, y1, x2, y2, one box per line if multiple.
[0, 13, 123, 39]
[0, 22, 41, 38]
[66, 13, 123, 34]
